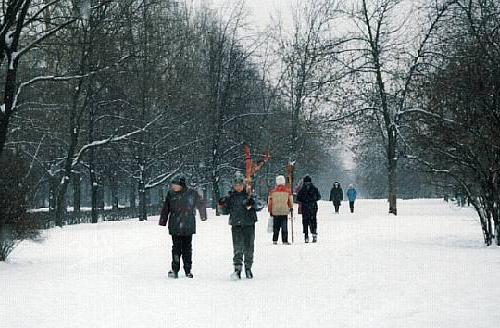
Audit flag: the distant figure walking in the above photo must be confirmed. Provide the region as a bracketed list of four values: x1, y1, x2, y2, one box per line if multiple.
[268, 175, 293, 245]
[159, 175, 207, 279]
[346, 184, 357, 213]
[329, 182, 343, 213]
[297, 175, 321, 243]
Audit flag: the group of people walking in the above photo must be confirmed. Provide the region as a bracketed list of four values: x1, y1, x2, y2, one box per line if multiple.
[158, 172, 357, 280]
[329, 182, 358, 213]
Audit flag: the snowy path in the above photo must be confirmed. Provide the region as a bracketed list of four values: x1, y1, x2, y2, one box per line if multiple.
[1, 199, 499, 328]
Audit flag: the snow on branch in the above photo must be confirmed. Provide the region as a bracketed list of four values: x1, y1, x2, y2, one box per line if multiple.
[397, 108, 456, 124]
[321, 107, 375, 124]
[18, 18, 77, 59]
[23, 0, 61, 28]
[71, 114, 162, 167]
[144, 167, 183, 190]
[11, 56, 129, 113]
[221, 112, 275, 128]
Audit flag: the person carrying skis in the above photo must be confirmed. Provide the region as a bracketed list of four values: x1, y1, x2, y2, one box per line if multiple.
[296, 175, 321, 243]
[268, 175, 293, 245]
[159, 175, 207, 279]
[329, 182, 343, 213]
[346, 184, 357, 213]
[218, 172, 264, 280]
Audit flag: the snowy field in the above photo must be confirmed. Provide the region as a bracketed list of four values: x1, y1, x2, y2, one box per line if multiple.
[1, 199, 499, 328]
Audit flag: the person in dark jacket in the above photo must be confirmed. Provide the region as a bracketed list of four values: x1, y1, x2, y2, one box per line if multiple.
[218, 172, 264, 280]
[346, 184, 357, 213]
[159, 175, 207, 279]
[296, 175, 321, 243]
[329, 182, 343, 213]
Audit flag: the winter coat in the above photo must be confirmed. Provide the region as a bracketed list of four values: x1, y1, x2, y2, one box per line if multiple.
[159, 188, 207, 236]
[219, 190, 263, 226]
[329, 185, 343, 205]
[296, 182, 321, 215]
[268, 185, 293, 216]
[346, 187, 357, 202]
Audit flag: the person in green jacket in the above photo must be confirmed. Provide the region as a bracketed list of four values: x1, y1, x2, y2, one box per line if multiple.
[159, 175, 207, 279]
[218, 172, 264, 280]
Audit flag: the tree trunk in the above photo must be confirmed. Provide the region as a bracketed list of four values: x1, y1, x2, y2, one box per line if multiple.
[91, 181, 98, 224]
[388, 127, 398, 215]
[89, 142, 99, 223]
[138, 181, 147, 221]
[129, 182, 136, 208]
[470, 197, 492, 246]
[210, 130, 222, 215]
[0, 114, 9, 157]
[0, 51, 20, 157]
[212, 173, 221, 215]
[54, 177, 70, 227]
[158, 187, 164, 206]
[55, 118, 80, 226]
[111, 178, 119, 210]
[495, 219, 500, 246]
[97, 182, 105, 210]
[493, 203, 500, 246]
[72, 173, 81, 213]
[49, 175, 58, 211]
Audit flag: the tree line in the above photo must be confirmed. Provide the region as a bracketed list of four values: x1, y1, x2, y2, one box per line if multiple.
[1, 0, 499, 260]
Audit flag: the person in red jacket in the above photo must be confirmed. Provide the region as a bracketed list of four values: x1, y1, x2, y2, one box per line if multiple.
[268, 175, 293, 245]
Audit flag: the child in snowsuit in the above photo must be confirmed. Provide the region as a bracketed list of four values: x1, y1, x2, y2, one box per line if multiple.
[159, 175, 207, 279]
[218, 172, 264, 279]
[329, 182, 343, 213]
[296, 175, 321, 243]
[346, 184, 357, 213]
[268, 175, 293, 245]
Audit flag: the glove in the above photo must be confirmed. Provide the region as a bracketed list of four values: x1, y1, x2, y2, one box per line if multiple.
[245, 198, 254, 207]
[218, 197, 226, 206]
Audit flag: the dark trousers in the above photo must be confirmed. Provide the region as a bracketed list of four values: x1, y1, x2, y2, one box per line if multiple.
[231, 225, 255, 270]
[171, 235, 193, 274]
[272, 215, 288, 243]
[349, 201, 355, 213]
[333, 201, 340, 213]
[302, 211, 317, 237]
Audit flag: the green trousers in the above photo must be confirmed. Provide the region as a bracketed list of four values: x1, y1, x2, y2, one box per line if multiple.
[231, 225, 255, 270]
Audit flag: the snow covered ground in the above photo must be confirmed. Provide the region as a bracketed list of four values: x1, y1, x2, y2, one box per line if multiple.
[1, 199, 499, 328]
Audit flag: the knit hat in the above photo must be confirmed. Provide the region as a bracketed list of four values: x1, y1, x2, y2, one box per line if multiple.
[303, 175, 311, 183]
[276, 175, 286, 185]
[171, 175, 186, 188]
[233, 172, 245, 185]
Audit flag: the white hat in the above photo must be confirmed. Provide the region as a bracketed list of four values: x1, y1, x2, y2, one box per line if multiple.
[276, 175, 286, 185]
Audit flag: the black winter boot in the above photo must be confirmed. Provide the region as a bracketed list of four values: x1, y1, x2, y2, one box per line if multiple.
[168, 271, 178, 279]
[245, 268, 253, 279]
[230, 268, 242, 280]
[312, 234, 317, 243]
[305, 235, 309, 243]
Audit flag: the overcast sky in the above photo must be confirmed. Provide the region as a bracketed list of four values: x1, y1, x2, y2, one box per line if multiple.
[196, 0, 294, 30]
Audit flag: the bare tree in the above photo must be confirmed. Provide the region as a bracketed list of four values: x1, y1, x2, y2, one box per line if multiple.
[408, 0, 500, 245]
[0, 0, 82, 157]
[343, 0, 457, 214]
[271, 0, 343, 164]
